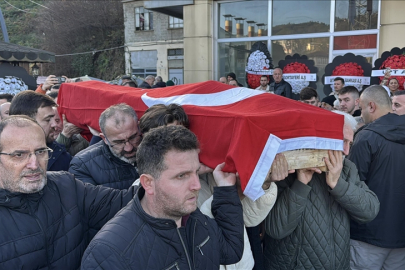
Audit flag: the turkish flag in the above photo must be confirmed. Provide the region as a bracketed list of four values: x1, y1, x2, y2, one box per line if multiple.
[58, 80, 343, 200]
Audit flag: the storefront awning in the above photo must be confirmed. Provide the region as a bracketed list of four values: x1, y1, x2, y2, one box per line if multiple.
[0, 41, 55, 63]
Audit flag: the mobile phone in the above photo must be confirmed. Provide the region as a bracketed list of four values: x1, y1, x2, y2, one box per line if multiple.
[56, 77, 66, 84]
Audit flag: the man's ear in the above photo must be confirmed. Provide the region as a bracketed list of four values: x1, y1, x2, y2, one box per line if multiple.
[369, 101, 377, 113]
[355, 98, 360, 106]
[140, 174, 155, 195]
[99, 133, 107, 144]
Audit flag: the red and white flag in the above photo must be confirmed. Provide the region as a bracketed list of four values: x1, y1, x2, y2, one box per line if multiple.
[58, 80, 344, 200]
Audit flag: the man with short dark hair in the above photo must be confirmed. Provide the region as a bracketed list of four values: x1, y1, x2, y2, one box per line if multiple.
[69, 103, 140, 189]
[9, 91, 71, 171]
[81, 125, 244, 269]
[333, 77, 345, 95]
[299, 87, 318, 106]
[256, 75, 271, 92]
[229, 79, 238, 86]
[348, 85, 405, 269]
[338, 86, 361, 116]
[269, 68, 292, 99]
[0, 93, 13, 104]
[392, 90, 405, 115]
[0, 116, 137, 269]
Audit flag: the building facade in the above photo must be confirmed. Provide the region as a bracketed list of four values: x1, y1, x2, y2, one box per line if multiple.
[123, 0, 184, 84]
[124, 0, 405, 95]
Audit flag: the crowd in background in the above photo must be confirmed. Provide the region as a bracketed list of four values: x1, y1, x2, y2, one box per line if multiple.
[0, 71, 404, 269]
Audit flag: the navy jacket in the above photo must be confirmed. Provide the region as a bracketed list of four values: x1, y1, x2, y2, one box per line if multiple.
[0, 171, 136, 269]
[81, 186, 244, 270]
[48, 141, 72, 171]
[348, 113, 405, 248]
[69, 141, 139, 189]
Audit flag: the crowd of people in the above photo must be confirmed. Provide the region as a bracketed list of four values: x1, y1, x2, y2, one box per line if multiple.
[0, 71, 404, 270]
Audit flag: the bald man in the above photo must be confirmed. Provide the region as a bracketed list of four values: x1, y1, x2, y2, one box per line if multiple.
[348, 85, 405, 270]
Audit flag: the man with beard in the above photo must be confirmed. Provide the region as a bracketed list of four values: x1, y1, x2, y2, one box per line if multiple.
[81, 125, 244, 269]
[338, 86, 361, 116]
[0, 116, 137, 269]
[69, 103, 140, 189]
[348, 85, 405, 269]
[9, 91, 72, 171]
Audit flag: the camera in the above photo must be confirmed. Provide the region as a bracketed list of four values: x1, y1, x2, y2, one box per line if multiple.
[56, 77, 66, 84]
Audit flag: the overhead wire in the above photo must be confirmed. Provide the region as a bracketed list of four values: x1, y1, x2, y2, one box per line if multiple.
[3, 0, 36, 13]
[28, 0, 50, 10]
[55, 45, 126, 57]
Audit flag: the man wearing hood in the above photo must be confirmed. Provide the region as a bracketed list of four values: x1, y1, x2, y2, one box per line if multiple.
[348, 85, 405, 269]
[226, 72, 243, 87]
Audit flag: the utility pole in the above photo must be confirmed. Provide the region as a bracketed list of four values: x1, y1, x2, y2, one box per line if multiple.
[0, 7, 9, 42]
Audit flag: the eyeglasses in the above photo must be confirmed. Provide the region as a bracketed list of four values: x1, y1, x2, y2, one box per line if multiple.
[106, 134, 142, 150]
[0, 147, 53, 163]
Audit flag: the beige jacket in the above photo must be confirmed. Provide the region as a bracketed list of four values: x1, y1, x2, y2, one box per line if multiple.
[199, 173, 277, 270]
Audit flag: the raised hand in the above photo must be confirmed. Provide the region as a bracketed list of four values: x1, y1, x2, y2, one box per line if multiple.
[213, 162, 236, 187]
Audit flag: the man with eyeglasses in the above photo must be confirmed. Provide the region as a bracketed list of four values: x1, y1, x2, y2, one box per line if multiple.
[9, 91, 72, 171]
[0, 115, 137, 269]
[69, 103, 140, 189]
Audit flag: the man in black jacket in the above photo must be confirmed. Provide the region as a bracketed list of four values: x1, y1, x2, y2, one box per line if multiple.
[9, 90, 72, 171]
[269, 68, 293, 99]
[0, 116, 136, 269]
[81, 125, 244, 269]
[69, 103, 140, 189]
[348, 85, 405, 269]
[138, 75, 154, 89]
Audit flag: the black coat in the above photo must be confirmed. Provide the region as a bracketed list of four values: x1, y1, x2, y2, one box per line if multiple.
[269, 79, 293, 99]
[139, 81, 152, 89]
[48, 141, 72, 172]
[348, 113, 405, 248]
[69, 141, 139, 189]
[0, 171, 136, 269]
[81, 186, 245, 270]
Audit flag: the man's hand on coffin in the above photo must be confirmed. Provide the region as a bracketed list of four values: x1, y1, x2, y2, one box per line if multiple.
[269, 154, 295, 183]
[296, 167, 322, 185]
[213, 162, 236, 187]
[198, 163, 214, 175]
[62, 114, 83, 138]
[323, 150, 343, 189]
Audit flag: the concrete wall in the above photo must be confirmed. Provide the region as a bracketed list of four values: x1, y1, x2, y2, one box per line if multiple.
[183, 0, 213, 83]
[123, 0, 184, 80]
[379, 1, 405, 54]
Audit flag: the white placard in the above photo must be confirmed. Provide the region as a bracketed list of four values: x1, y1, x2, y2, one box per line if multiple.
[324, 76, 370, 85]
[371, 69, 405, 77]
[283, 73, 317, 81]
[245, 69, 273, 75]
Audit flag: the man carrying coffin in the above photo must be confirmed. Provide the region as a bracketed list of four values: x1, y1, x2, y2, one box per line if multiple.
[264, 111, 380, 270]
[81, 126, 244, 269]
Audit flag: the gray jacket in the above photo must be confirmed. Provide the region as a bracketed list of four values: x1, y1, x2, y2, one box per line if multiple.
[264, 159, 379, 270]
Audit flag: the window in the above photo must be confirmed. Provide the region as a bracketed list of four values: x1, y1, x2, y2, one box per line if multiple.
[168, 49, 184, 56]
[335, 0, 379, 31]
[169, 16, 183, 29]
[272, 0, 331, 35]
[218, 41, 268, 86]
[135, 7, 153, 31]
[218, 0, 268, 38]
[132, 68, 157, 78]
